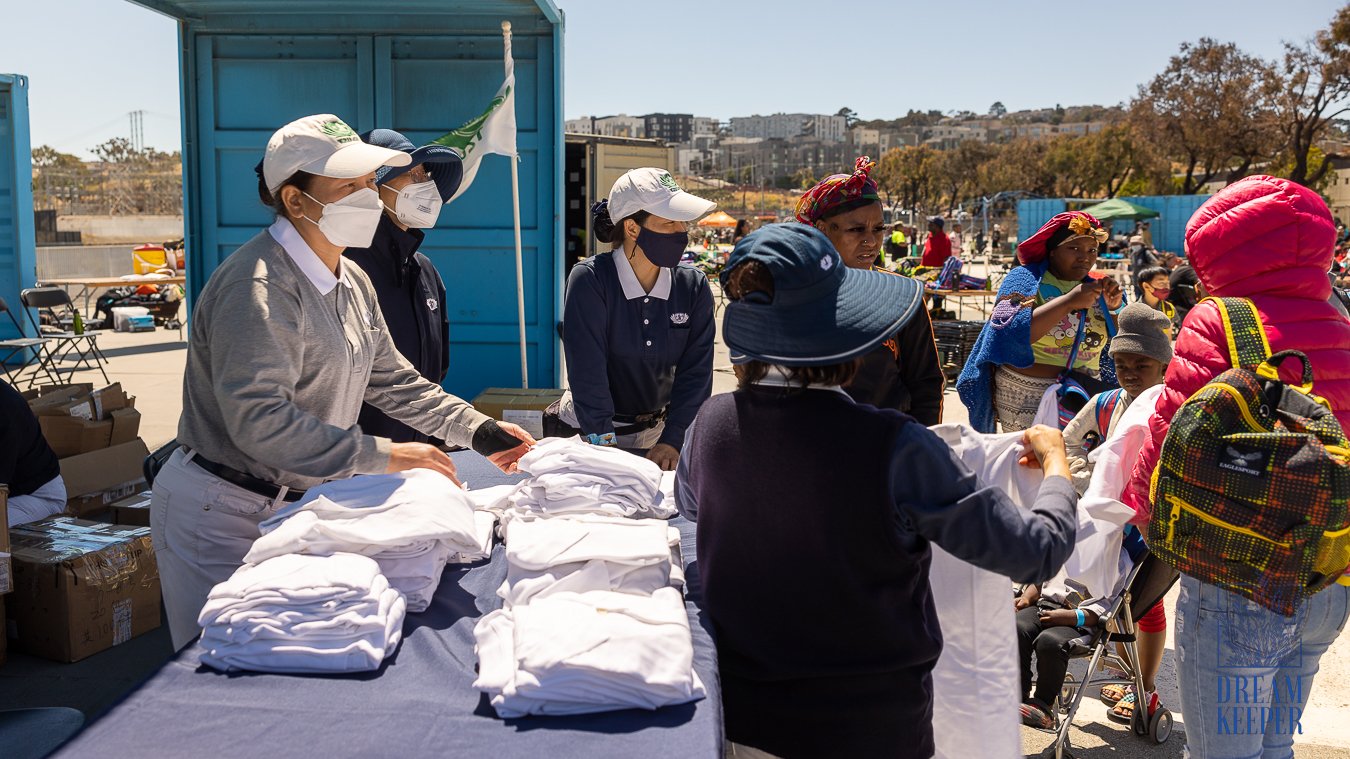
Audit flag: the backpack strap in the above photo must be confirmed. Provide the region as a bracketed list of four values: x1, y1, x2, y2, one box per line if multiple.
[1060, 310, 1088, 378]
[1210, 297, 1272, 369]
[1094, 388, 1125, 436]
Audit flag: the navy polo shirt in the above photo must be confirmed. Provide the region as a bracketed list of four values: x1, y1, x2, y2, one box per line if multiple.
[562, 250, 714, 450]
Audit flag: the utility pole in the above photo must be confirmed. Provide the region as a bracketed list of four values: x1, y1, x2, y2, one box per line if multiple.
[129, 110, 145, 152]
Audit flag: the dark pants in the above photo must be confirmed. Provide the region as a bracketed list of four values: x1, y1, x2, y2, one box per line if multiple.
[1016, 603, 1084, 707]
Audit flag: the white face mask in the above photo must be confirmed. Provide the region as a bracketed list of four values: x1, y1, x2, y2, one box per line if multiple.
[384, 180, 442, 229]
[302, 187, 385, 248]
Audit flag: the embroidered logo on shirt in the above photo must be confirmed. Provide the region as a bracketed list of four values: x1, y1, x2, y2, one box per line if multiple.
[820, 256, 834, 271]
[670, 312, 690, 325]
[426, 298, 439, 312]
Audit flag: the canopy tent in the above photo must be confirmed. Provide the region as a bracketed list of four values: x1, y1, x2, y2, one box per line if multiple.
[1079, 198, 1161, 223]
[697, 211, 739, 228]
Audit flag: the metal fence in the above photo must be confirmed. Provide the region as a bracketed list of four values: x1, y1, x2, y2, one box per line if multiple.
[32, 166, 183, 216]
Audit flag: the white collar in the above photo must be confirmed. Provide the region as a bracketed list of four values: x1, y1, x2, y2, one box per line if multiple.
[612, 248, 672, 301]
[751, 365, 854, 400]
[268, 217, 352, 296]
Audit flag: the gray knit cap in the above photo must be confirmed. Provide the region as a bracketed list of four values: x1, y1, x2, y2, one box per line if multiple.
[1109, 303, 1173, 364]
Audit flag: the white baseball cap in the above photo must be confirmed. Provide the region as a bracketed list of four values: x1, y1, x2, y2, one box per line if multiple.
[607, 168, 716, 223]
[262, 114, 411, 194]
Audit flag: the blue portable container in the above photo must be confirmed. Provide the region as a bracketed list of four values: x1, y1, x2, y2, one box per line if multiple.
[126, 0, 565, 397]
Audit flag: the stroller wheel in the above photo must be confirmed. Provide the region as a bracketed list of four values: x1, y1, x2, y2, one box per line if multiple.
[1148, 708, 1173, 744]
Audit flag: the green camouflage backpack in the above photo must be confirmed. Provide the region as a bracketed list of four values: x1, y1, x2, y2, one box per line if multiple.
[1147, 297, 1350, 616]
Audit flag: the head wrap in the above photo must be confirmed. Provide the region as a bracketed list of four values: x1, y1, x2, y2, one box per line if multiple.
[794, 156, 880, 224]
[1016, 211, 1108, 265]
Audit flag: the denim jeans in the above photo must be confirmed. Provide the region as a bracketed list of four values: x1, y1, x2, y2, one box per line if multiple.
[1174, 574, 1350, 759]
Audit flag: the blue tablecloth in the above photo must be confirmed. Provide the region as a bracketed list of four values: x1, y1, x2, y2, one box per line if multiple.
[55, 452, 721, 758]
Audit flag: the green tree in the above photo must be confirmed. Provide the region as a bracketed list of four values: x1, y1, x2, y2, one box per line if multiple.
[1275, 5, 1350, 186]
[1129, 38, 1282, 194]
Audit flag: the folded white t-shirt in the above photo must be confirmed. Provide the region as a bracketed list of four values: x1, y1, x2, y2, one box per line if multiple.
[474, 588, 705, 717]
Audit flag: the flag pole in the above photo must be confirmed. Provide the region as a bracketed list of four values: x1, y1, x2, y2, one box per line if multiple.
[503, 20, 528, 389]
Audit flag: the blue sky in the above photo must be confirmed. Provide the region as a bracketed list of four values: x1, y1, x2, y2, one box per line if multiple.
[0, 0, 1343, 157]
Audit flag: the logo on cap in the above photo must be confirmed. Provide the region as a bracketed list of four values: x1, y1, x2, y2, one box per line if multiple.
[820, 255, 834, 271]
[658, 173, 681, 194]
[321, 120, 359, 144]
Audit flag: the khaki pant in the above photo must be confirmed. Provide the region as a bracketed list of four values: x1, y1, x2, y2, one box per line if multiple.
[150, 448, 283, 650]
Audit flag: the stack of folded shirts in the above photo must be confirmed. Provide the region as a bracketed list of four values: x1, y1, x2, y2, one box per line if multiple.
[499, 514, 684, 605]
[245, 469, 486, 612]
[473, 588, 706, 717]
[508, 437, 674, 519]
[198, 553, 405, 674]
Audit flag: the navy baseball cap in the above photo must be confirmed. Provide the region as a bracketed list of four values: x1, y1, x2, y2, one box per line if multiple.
[360, 129, 465, 203]
[719, 223, 923, 366]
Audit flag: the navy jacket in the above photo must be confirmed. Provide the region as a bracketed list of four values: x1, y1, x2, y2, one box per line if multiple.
[562, 251, 714, 450]
[675, 387, 1077, 757]
[346, 214, 450, 444]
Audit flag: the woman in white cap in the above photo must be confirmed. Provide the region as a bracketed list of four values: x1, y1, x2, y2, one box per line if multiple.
[153, 114, 534, 649]
[557, 168, 717, 470]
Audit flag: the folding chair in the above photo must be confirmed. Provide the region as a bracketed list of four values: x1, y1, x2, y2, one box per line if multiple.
[0, 295, 57, 388]
[20, 286, 111, 384]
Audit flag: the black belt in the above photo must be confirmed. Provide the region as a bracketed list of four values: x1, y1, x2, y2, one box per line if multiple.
[612, 408, 668, 435]
[188, 450, 307, 503]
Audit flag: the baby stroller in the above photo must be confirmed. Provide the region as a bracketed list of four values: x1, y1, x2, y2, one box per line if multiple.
[1036, 551, 1179, 759]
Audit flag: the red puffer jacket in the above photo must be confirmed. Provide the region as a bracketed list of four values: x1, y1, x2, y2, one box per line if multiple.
[1125, 175, 1350, 525]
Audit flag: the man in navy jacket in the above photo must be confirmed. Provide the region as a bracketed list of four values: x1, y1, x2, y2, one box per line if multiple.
[347, 129, 464, 444]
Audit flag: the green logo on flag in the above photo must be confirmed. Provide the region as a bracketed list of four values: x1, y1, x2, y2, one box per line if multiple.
[321, 120, 359, 144]
[433, 86, 511, 156]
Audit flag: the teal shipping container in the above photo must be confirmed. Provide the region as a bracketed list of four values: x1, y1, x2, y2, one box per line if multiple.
[1016, 195, 1211, 258]
[0, 73, 37, 346]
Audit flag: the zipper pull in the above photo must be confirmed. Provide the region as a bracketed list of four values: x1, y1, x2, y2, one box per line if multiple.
[1166, 497, 1182, 544]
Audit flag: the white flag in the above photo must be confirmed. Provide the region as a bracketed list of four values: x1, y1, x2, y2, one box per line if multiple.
[434, 32, 517, 202]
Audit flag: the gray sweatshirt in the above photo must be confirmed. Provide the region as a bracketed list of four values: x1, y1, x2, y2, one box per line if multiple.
[179, 225, 490, 490]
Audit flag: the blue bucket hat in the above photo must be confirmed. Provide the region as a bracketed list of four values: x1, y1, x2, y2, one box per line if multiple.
[360, 129, 465, 203]
[719, 224, 923, 366]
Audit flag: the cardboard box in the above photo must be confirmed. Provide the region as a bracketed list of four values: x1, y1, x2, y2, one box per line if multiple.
[6, 517, 160, 662]
[25, 384, 95, 413]
[109, 491, 153, 527]
[35, 382, 133, 423]
[38, 400, 141, 458]
[471, 388, 564, 439]
[60, 439, 150, 518]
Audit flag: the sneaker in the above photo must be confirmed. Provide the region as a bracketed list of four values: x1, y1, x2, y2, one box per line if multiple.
[1020, 699, 1055, 729]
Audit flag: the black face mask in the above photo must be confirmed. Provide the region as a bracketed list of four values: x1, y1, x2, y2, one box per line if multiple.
[635, 227, 689, 268]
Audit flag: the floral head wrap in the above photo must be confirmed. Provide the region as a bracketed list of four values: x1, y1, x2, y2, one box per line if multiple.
[1016, 211, 1109, 265]
[794, 156, 880, 224]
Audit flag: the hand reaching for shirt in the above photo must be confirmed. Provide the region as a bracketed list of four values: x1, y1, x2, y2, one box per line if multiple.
[486, 421, 536, 474]
[387, 442, 462, 487]
[1018, 425, 1070, 480]
[646, 443, 680, 472]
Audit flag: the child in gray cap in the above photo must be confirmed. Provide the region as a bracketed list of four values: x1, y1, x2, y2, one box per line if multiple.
[1063, 302, 1174, 493]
